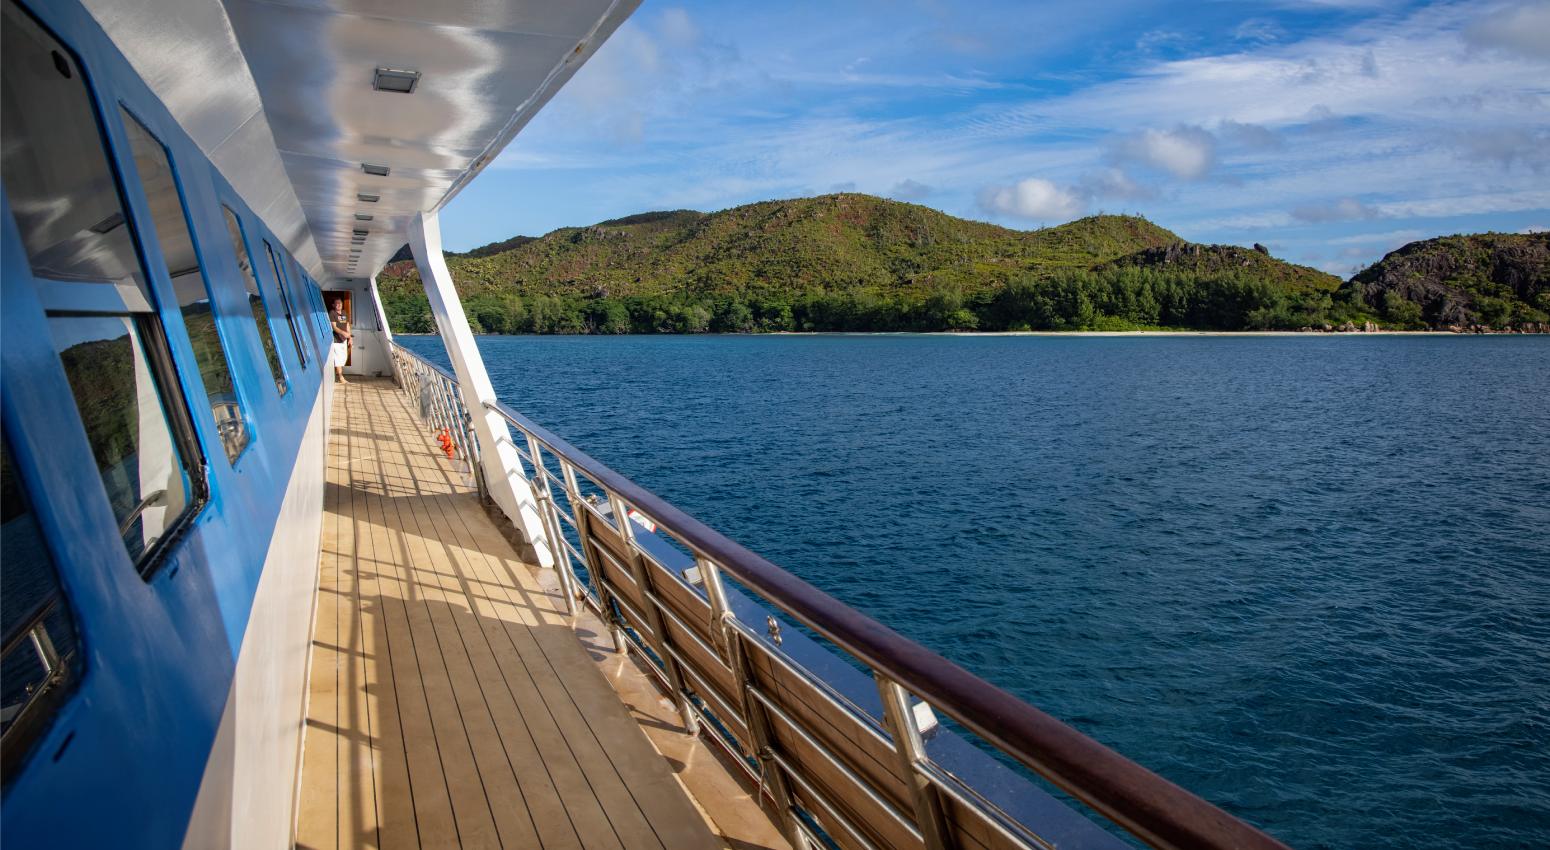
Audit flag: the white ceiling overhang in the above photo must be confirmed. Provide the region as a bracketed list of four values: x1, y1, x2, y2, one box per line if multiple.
[81, 0, 638, 282]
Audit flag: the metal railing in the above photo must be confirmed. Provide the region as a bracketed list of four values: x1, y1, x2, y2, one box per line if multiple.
[388, 345, 484, 498]
[388, 342, 1289, 850]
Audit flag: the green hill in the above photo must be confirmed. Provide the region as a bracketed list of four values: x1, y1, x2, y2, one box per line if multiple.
[1103, 241, 1342, 292]
[388, 194, 1177, 300]
[1347, 232, 1550, 329]
[376, 193, 1438, 333]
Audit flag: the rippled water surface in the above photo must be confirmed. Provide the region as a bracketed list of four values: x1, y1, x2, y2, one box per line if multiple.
[401, 333, 1550, 849]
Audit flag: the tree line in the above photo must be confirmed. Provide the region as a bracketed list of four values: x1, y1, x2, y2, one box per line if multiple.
[382, 266, 1454, 335]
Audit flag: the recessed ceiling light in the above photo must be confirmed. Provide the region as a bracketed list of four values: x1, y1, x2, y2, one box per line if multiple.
[372, 67, 421, 94]
[357, 192, 380, 203]
[361, 163, 390, 177]
[352, 228, 369, 237]
[355, 214, 373, 221]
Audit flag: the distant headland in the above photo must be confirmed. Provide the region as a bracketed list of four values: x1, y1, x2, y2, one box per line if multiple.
[377, 194, 1549, 335]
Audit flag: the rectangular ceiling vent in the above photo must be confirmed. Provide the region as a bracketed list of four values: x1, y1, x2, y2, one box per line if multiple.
[373, 67, 421, 94]
[357, 192, 380, 203]
[355, 214, 374, 221]
[353, 228, 369, 237]
[361, 163, 390, 177]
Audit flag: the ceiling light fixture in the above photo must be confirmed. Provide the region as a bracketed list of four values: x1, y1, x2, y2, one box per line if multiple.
[372, 67, 421, 94]
[361, 163, 390, 177]
[357, 192, 380, 203]
[355, 214, 373, 221]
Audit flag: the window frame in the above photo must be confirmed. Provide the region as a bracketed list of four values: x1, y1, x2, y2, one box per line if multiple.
[221, 205, 290, 398]
[262, 238, 309, 370]
[0, 437, 85, 783]
[0, 0, 210, 580]
[116, 103, 255, 466]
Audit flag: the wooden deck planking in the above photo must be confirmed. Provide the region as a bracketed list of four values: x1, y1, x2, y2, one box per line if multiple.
[296, 378, 723, 850]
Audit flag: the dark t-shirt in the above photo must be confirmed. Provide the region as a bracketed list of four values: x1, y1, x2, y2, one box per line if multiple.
[331, 313, 348, 343]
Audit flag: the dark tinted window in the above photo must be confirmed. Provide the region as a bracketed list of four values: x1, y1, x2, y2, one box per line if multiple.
[120, 108, 250, 462]
[1, 0, 206, 573]
[264, 240, 308, 368]
[222, 207, 287, 396]
[1, 441, 82, 776]
[0, 1, 146, 302]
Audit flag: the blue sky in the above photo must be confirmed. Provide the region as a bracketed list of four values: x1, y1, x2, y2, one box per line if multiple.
[441, 0, 1549, 276]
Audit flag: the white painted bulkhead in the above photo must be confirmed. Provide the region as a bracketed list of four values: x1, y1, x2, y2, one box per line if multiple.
[322, 276, 394, 378]
[181, 379, 332, 850]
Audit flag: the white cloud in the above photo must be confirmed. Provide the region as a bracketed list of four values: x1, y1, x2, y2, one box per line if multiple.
[1292, 197, 1379, 222]
[1327, 228, 1424, 245]
[978, 178, 1086, 221]
[659, 7, 701, 47]
[1453, 128, 1550, 172]
[1110, 125, 1217, 179]
[1464, 2, 1550, 61]
[1217, 120, 1281, 150]
[889, 179, 935, 200]
[1234, 18, 1285, 44]
[1079, 167, 1155, 201]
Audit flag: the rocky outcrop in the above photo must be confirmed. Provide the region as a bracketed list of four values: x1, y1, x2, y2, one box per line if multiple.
[1349, 232, 1550, 327]
[1103, 241, 1343, 291]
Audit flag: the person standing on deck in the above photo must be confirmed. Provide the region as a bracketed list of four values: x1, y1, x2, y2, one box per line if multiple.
[330, 298, 352, 384]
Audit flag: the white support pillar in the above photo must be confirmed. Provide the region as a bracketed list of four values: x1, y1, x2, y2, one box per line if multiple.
[408, 211, 553, 567]
[367, 274, 393, 345]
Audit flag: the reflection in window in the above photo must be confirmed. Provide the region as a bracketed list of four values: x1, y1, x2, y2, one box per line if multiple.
[1, 441, 82, 772]
[0, 1, 148, 308]
[223, 208, 287, 396]
[48, 317, 193, 563]
[120, 108, 250, 462]
[264, 241, 308, 368]
[1, 0, 206, 575]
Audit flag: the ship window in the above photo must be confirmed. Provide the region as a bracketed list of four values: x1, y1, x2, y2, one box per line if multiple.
[264, 240, 309, 368]
[48, 316, 197, 566]
[119, 108, 251, 463]
[1, 0, 207, 576]
[0, 1, 149, 308]
[222, 208, 288, 397]
[1, 440, 83, 778]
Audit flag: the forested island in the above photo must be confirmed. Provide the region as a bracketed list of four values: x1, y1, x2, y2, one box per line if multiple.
[377, 194, 1550, 334]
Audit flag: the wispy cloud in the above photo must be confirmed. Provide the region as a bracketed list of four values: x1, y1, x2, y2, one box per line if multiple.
[1463, 1, 1550, 61]
[447, 0, 1550, 274]
[1292, 197, 1380, 223]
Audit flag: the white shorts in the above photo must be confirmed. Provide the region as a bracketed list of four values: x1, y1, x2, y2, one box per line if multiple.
[331, 342, 348, 367]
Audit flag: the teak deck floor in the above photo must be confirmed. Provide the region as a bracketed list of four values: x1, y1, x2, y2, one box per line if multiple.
[296, 378, 722, 850]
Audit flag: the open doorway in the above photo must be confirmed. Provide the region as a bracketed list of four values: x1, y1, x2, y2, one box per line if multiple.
[324, 290, 353, 367]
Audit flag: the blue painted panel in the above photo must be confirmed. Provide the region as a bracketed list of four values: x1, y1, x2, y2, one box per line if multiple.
[0, 0, 330, 845]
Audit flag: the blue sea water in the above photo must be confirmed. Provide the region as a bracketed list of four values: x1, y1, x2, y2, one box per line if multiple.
[400, 333, 1550, 850]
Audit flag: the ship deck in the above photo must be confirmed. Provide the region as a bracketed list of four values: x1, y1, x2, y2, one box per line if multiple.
[296, 378, 784, 850]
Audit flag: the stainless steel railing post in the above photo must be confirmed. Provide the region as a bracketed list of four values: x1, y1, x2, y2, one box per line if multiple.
[524, 433, 578, 617]
[726, 629, 807, 849]
[877, 675, 956, 850]
[614, 515, 701, 736]
[697, 556, 735, 658]
[558, 460, 600, 611]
